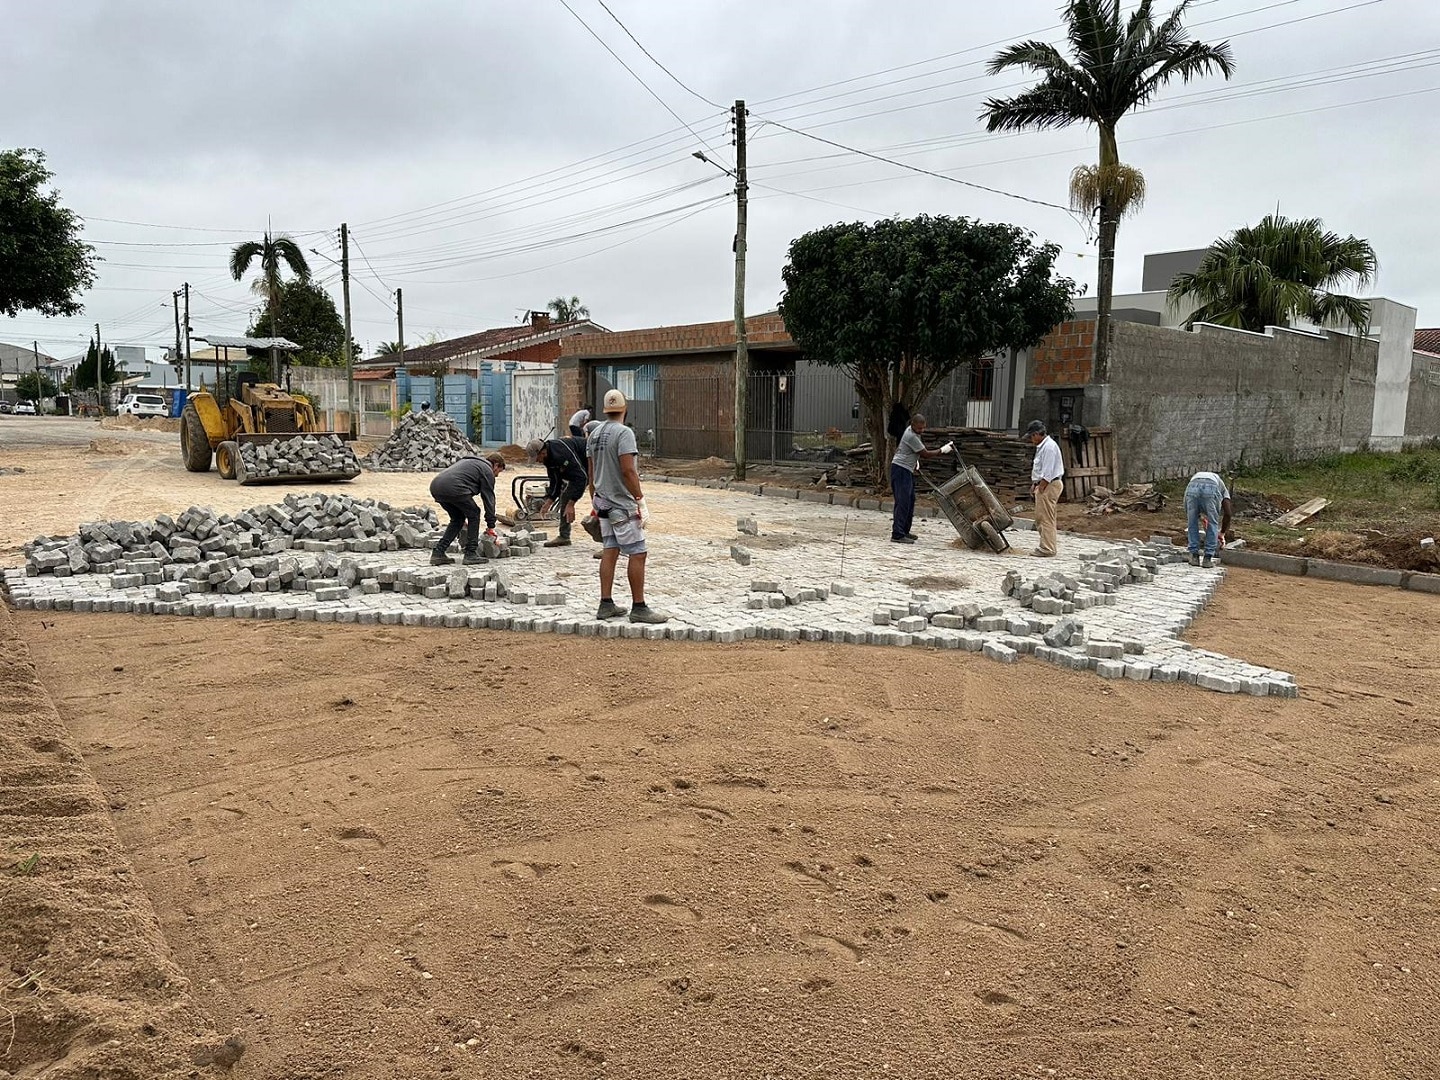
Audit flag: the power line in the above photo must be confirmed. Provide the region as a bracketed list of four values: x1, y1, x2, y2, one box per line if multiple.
[592, 0, 724, 108]
[747, 114, 1077, 215]
[345, 229, 395, 303]
[556, 0, 730, 165]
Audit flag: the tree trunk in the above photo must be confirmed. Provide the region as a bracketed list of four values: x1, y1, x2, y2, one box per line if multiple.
[1093, 124, 1121, 389]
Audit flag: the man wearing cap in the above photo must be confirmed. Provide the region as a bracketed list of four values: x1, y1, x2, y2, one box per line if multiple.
[525, 434, 589, 548]
[587, 389, 668, 624]
[568, 406, 592, 436]
[1025, 420, 1065, 557]
[429, 452, 507, 566]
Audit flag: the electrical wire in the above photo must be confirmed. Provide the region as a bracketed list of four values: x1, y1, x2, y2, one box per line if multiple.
[556, 0, 731, 166]
[592, 0, 724, 109]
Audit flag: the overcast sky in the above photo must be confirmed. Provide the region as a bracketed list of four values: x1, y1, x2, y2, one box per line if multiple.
[4, 0, 1438, 359]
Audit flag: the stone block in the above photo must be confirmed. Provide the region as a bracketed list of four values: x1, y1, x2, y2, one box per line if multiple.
[982, 641, 1018, 664]
[830, 582, 855, 597]
[1306, 560, 1403, 587]
[1095, 660, 1126, 679]
[1086, 641, 1124, 660]
[895, 615, 926, 633]
[737, 518, 759, 536]
[730, 544, 752, 566]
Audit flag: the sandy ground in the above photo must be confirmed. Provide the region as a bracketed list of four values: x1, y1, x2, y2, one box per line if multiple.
[4, 572, 1437, 1079]
[3, 419, 1439, 1078]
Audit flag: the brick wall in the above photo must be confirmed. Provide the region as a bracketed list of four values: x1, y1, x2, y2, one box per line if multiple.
[562, 313, 791, 359]
[495, 340, 563, 365]
[1030, 319, 1095, 388]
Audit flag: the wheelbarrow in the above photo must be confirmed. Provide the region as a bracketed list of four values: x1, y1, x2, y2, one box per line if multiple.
[926, 451, 1013, 553]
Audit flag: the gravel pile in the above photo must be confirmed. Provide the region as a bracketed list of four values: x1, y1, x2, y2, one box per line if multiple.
[365, 411, 481, 472]
[239, 434, 362, 480]
[22, 494, 439, 577]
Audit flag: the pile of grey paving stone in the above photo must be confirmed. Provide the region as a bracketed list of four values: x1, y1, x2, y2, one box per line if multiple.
[1001, 539, 1184, 615]
[22, 494, 439, 578]
[364, 410, 481, 472]
[238, 434, 362, 479]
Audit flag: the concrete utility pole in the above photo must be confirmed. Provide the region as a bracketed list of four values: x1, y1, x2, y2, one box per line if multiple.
[395, 287, 405, 372]
[340, 222, 355, 435]
[95, 322, 104, 414]
[732, 99, 749, 480]
[172, 290, 183, 377]
[183, 282, 192, 390]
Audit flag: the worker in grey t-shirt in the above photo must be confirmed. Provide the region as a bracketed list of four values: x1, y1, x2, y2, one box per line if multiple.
[890, 412, 950, 544]
[586, 389, 667, 625]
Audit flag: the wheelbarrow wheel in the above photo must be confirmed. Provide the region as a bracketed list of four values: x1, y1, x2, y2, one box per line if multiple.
[978, 520, 1006, 553]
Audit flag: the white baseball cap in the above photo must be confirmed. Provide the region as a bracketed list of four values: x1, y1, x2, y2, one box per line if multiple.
[602, 388, 627, 413]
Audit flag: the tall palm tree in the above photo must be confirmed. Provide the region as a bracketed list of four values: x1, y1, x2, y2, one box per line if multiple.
[1168, 213, 1377, 334]
[982, 0, 1234, 386]
[229, 232, 311, 382]
[375, 340, 403, 355]
[546, 295, 589, 323]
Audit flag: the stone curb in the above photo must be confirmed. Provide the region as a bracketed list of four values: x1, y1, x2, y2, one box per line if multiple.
[1221, 547, 1437, 594]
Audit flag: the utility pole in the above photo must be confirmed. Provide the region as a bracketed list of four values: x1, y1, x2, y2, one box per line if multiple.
[732, 99, 749, 480]
[340, 222, 355, 435]
[172, 290, 183, 378]
[183, 282, 192, 390]
[395, 287, 405, 372]
[32, 341, 40, 405]
[95, 322, 104, 415]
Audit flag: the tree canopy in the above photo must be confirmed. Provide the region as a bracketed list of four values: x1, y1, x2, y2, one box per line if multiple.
[1168, 213, 1378, 334]
[17, 370, 58, 401]
[248, 278, 358, 368]
[982, 0, 1234, 383]
[547, 295, 589, 322]
[0, 149, 98, 318]
[71, 339, 117, 392]
[779, 215, 1075, 473]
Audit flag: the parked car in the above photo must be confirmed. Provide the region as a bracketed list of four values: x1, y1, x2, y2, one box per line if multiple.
[117, 393, 168, 418]
[0, 401, 12, 414]
[13, 400, 37, 415]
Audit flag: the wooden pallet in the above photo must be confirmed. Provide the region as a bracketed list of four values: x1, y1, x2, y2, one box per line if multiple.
[1060, 427, 1118, 503]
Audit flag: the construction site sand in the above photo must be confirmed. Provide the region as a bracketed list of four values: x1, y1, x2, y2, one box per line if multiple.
[5, 572, 1438, 1078]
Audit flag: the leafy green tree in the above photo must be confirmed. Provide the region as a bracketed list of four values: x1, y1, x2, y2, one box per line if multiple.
[982, 0, 1234, 385]
[16, 370, 58, 400]
[779, 215, 1076, 483]
[72, 338, 117, 392]
[248, 277, 358, 368]
[230, 231, 311, 381]
[1168, 213, 1378, 333]
[546, 296, 589, 322]
[0, 149, 98, 317]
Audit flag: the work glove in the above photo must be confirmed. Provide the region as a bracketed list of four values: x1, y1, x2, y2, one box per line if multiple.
[636, 497, 651, 530]
[940, 442, 955, 454]
[484, 528, 497, 538]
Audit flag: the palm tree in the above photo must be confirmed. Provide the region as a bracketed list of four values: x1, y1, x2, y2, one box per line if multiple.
[1168, 214, 1377, 334]
[375, 340, 403, 355]
[982, 0, 1234, 385]
[546, 295, 589, 322]
[229, 232, 311, 382]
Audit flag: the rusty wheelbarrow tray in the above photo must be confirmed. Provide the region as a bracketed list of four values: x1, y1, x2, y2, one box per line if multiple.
[930, 464, 1013, 553]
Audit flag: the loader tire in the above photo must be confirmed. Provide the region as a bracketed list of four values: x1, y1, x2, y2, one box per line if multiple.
[215, 440, 241, 481]
[181, 406, 212, 472]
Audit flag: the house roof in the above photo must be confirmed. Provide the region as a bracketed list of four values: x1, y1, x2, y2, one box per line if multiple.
[360, 318, 607, 369]
[1415, 328, 1440, 354]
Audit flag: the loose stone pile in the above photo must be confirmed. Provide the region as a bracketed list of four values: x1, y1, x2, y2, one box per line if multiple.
[23, 495, 439, 577]
[239, 435, 362, 480]
[1002, 540, 1184, 615]
[364, 411, 480, 472]
[745, 579, 848, 609]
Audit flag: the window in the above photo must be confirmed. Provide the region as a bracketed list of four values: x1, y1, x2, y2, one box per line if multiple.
[969, 357, 995, 401]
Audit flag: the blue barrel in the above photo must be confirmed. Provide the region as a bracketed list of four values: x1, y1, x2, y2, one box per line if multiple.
[171, 389, 189, 417]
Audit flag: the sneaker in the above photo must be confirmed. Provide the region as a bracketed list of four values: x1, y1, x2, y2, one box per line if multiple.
[461, 552, 487, 565]
[596, 599, 627, 620]
[544, 536, 572, 548]
[890, 536, 916, 544]
[429, 552, 452, 566]
[905, 533, 919, 540]
[1202, 555, 1214, 568]
[1030, 550, 1056, 558]
[628, 604, 670, 625]
[1187, 553, 1201, 567]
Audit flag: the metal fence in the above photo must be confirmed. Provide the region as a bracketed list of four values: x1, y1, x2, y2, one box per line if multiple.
[592, 355, 1014, 464]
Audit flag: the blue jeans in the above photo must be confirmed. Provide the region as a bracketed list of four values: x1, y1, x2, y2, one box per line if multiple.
[1185, 479, 1223, 557]
[890, 464, 916, 540]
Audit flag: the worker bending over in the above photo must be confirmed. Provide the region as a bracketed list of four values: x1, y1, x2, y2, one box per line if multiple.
[430, 453, 506, 565]
[526, 435, 589, 548]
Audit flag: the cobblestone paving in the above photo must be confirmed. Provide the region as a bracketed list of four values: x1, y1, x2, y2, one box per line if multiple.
[1, 483, 1295, 695]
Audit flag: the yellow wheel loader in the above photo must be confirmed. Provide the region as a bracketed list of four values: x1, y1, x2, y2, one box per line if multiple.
[179, 372, 357, 485]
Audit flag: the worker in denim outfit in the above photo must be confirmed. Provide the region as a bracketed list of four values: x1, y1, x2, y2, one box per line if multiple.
[1184, 470, 1232, 568]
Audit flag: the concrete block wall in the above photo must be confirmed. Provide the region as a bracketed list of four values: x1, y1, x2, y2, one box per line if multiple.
[1405, 352, 1440, 441]
[1106, 321, 1379, 481]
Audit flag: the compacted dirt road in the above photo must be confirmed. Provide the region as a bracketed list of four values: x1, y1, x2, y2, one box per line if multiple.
[4, 419, 1438, 1078]
[8, 571, 1438, 1079]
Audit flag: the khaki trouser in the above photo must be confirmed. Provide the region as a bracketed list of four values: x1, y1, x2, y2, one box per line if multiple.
[1034, 479, 1062, 555]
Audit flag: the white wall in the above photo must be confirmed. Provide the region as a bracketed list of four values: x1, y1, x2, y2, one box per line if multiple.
[1364, 297, 1417, 446]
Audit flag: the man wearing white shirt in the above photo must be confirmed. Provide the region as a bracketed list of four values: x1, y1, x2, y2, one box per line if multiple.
[568, 406, 592, 436]
[1025, 420, 1065, 557]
